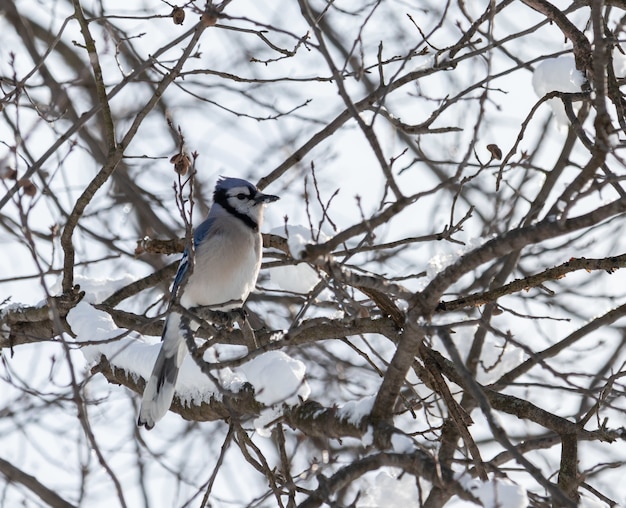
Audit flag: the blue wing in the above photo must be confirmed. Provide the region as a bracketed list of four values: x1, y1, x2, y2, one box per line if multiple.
[170, 216, 216, 298]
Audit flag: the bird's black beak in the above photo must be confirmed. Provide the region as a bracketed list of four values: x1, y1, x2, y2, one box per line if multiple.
[255, 192, 280, 204]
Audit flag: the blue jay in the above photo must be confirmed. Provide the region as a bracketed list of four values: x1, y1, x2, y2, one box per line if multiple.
[138, 177, 279, 429]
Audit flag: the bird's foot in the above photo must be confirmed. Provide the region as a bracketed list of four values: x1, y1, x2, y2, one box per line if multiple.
[190, 306, 246, 329]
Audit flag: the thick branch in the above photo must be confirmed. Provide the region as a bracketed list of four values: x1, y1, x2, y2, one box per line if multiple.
[437, 253, 626, 312]
[0, 456, 76, 508]
[95, 356, 372, 441]
[93, 355, 263, 422]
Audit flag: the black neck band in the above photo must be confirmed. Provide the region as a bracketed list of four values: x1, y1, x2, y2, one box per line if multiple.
[214, 190, 258, 232]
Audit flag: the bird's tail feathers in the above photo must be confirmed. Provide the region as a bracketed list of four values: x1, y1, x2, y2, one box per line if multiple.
[137, 313, 187, 429]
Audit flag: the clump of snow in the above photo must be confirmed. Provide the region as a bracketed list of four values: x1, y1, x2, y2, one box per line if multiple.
[336, 395, 376, 426]
[427, 251, 457, 280]
[281, 224, 327, 259]
[426, 237, 488, 281]
[239, 350, 309, 406]
[51, 273, 137, 304]
[67, 301, 246, 407]
[456, 473, 528, 508]
[357, 468, 420, 508]
[238, 350, 310, 436]
[270, 262, 320, 294]
[471, 480, 528, 508]
[248, 408, 281, 437]
[391, 432, 416, 453]
[269, 225, 324, 294]
[1, 300, 46, 323]
[67, 300, 134, 363]
[532, 56, 585, 129]
[414, 54, 435, 72]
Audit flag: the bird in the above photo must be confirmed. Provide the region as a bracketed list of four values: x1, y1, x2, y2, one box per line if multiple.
[137, 176, 279, 429]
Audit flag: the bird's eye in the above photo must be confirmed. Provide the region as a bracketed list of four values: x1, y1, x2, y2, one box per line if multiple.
[236, 193, 247, 200]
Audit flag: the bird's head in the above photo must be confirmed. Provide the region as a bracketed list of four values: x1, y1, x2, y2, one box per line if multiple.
[213, 177, 279, 230]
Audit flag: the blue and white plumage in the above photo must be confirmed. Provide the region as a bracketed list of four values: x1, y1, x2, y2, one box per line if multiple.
[137, 177, 279, 429]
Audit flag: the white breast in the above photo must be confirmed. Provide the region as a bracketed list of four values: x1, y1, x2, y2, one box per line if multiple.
[179, 216, 262, 310]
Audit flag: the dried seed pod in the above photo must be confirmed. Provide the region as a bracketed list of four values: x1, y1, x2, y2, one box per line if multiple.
[18, 178, 37, 197]
[171, 7, 185, 25]
[170, 152, 191, 176]
[486, 143, 502, 160]
[0, 167, 18, 180]
[201, 10, 218, 27]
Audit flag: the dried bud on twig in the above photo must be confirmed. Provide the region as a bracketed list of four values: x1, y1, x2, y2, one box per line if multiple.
[18, 178, 37, 197]
[171, 7, 185, 25]
[486, 143, 502, 160]
[1, 167, 18, 180]
[201, 9, 219, 27]
[170, 152, 191, 176]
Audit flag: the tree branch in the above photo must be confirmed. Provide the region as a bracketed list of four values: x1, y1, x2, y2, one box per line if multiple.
[0, 456, 76, 508]
[437, 253, 626, 312]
